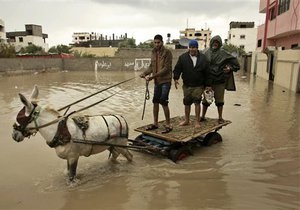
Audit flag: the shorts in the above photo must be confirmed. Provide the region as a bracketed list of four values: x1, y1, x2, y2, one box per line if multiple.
[182, 85, 204, 106]
[152, 82, 171, 106]
[202, 83, 225, 106]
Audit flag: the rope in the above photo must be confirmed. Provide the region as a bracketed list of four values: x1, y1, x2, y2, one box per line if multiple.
[65, 92, 119, 117]
[58, 77, 136, 112]
[26, 91, 119, 131]
[141, 80, 150, 120]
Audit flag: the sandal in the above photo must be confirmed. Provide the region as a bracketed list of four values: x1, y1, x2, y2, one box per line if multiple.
[145, 124, 158, 131]
[161, 126, 173, 134]
[200, 117, 207, 122]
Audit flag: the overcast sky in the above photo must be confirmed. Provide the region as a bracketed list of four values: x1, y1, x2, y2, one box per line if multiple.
[0, 0, 265, 47]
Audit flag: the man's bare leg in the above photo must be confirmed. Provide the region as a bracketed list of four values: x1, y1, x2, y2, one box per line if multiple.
[153, 103, 159, 126]
[180, 105, 191, 126]
[162, 105, 171, 127]
[195, 103, 201, 128]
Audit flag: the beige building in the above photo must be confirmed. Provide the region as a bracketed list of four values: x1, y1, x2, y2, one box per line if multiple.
[179, 28, 212, 50]
[251, 49, 300, 92]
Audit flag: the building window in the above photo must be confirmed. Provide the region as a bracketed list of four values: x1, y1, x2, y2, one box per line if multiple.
[291, 44, 299, 49]
[240, 35, 246, 39]
[257, 39, 262, 47]
[233, 35, 235, 38]
[278, 0, 290, 15]
[270, 6, 276, 20]
[240, 45, 245, 49]
[19, 37, 23, 42]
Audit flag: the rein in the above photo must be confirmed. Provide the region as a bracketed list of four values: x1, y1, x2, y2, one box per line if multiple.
[25, 93, 118, 132]
[141, 80, 150, 120]
[57, 77, 136, 113]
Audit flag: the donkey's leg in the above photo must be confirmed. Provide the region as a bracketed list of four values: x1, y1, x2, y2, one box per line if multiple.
[67, 158, 78, 181]
[114, 138, 133, 161]
[119, 148, 133, 162]
[109, 146, 120, 161]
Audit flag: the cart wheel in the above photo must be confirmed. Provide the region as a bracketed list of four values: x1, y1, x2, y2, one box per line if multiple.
[168, 146, 192, 163]
[134, 134, 144, 141]
[132, 134, 145, 146]
[202, 132, 222, 146]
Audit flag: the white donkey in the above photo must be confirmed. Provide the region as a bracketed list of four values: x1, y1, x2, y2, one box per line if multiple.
[12, 85, 133, 181]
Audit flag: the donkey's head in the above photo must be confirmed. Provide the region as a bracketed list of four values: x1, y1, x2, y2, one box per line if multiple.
[12, 85, 40, 142]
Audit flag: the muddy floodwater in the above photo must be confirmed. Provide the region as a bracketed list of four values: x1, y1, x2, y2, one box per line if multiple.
[0, 70, 299, 210]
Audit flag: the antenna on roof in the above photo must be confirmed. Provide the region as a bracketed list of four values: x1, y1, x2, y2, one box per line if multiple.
[187, 18, 189, 29]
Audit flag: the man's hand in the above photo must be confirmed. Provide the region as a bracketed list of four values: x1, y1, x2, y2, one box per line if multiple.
[146, 75, 153, 81]
[174, 80, 179, 89]
[223, 65, 231, 73]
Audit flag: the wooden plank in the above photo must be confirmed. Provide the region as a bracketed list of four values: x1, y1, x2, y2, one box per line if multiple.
[134, 116, 231, 143]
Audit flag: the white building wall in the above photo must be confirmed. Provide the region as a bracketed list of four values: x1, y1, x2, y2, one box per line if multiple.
[228, 28, 257, 53]
[13, 35, 48, 51]
[72, 32, 92, 44]
[0, 18, 6, 43]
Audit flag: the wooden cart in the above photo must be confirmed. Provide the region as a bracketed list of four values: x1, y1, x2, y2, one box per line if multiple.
[131, 116, 231, 162]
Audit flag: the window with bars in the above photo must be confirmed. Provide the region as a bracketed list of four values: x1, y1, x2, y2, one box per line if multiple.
[278, 0, 290, 15]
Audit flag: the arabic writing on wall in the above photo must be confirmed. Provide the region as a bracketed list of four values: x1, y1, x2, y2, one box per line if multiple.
[94, 60, 112, 71]
[95, 58, 151, 71]
[126, 58, 151, 71]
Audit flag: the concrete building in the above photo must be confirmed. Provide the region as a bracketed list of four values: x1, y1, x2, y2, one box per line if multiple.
[250, 0, 300, 92]
[6, 24, 49, 51]
[0, 18, 6, 43]
[227, 22, 257, 53]
[72, 32, 97, 43]
[179, 28, 212, 50]
[71, 32, 127, 47]
[257, 0, 300, 50]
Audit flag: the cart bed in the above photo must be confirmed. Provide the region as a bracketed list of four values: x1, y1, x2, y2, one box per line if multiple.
[134, 116, 231, 142]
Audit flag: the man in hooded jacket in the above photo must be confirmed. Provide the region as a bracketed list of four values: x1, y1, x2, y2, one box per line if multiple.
[201, 35, 240, 123]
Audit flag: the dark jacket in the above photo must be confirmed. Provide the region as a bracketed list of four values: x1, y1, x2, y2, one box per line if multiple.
[203, 35, 240, 91]
[141, 46, 172, 85]
[173, 51, 211, 87]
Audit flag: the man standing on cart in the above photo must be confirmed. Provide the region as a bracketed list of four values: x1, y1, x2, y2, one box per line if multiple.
[140, 34, 173, 134]
[201, 35, 240, 124]
[173, 39, 211, 128]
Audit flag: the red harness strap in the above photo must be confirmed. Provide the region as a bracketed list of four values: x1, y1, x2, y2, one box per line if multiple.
[48, 119, 71, 148]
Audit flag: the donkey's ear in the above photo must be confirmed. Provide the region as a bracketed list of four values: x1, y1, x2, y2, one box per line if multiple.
[19, 93, 34, 115]
[30, 85, 39, 101]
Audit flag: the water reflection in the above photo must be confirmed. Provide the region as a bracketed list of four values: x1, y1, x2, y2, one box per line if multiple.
[0, 71, 299, 210]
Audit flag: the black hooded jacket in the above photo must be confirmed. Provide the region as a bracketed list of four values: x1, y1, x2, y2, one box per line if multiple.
[203, 35, 240, 90]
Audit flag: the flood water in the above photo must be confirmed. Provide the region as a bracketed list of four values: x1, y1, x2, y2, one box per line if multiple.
[0, 70, 299, 210]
